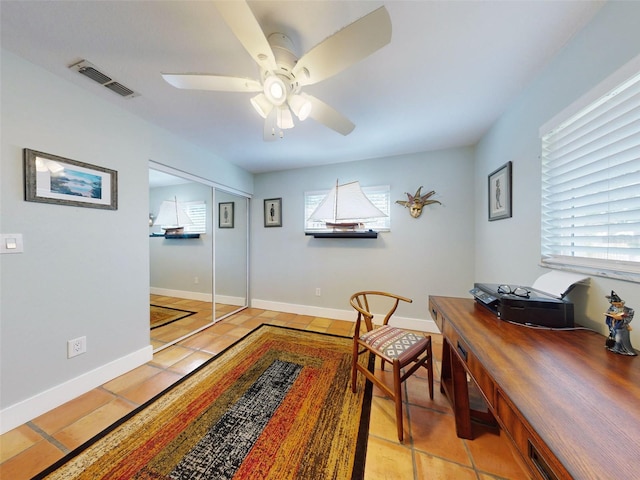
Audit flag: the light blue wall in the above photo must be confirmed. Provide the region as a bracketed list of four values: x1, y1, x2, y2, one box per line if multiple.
[150, 183, 214, 295]
[251, 147, 476, 323]
[475, 0, 640, 343]
[0, 51, 150, 411]
[0, 50, 252, 425]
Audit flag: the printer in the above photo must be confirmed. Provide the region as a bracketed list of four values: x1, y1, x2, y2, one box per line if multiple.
[469, 271, 588, 329]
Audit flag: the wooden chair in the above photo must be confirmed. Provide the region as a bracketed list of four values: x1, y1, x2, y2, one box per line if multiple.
[350, 291, 434, 442]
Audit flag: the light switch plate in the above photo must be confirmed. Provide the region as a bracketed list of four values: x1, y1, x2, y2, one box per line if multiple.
[0, 234, 24, 254]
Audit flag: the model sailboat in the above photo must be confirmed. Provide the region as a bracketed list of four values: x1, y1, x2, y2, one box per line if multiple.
[153, 196, 194, 235]
[307, 180, 387, 237]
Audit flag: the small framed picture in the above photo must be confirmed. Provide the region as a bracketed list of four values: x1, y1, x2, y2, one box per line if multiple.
[24, 149, 117, 210]
[264, 198, 282, 227]
[488, 161, 512, 221]
[218, 202, 234, 228]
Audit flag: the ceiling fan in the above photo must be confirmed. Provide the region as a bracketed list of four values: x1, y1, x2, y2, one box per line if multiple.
[161, 1, 392, 141]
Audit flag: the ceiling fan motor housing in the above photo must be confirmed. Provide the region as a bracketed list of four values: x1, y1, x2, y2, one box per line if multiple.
[267, 33, 300, 93]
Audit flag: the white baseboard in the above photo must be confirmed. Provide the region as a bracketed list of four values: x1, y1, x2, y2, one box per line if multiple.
[215, 294, 246, 307]
[250, 299, 439, 333]
[149, 288, 244, 307]
[0, 345, 153, 435]
[150, 287, 212, 303]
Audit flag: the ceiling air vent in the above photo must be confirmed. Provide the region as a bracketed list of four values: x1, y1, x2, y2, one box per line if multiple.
[69, 60, 139, 99]
[104, 82, 135, 97]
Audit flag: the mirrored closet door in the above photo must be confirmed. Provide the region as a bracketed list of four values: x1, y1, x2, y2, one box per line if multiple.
[149, 166, 249, 352]
[214, 190, 249, 321]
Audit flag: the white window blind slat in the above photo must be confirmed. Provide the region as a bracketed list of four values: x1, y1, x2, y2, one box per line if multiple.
[541, 68, 640, 281]
[547, 88, 640, 151]
[546, 71, 640, 140]
[545, 218, 640, 236]
[545, 170, 640, 207]
[544, 127, 640, 176]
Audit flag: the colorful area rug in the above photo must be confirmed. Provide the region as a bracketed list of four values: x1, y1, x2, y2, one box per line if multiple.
[150, 304, 196, 329]
[35, 325, 373, 479]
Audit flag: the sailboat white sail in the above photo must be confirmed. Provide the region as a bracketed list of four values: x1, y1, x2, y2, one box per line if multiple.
[309, 180, 387, 230]
[154, 196, 194, 235]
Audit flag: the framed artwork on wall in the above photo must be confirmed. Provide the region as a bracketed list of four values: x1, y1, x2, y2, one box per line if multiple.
[219, 201, 234, 228]
[24, 148, 117, 210]
[264, 198, 282, 227]
[488, 161, 512, 221]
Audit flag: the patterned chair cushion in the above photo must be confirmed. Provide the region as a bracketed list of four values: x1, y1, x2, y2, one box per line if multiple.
[360, 325, 428, 361]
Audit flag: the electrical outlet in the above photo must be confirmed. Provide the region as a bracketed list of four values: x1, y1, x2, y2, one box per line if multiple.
[315, 288, 321, 296]
[194, 276, 199, 284]
[67, 336, 87, 358]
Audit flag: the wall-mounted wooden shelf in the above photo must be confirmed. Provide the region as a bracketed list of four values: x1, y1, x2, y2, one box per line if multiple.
[149, 233, 201, 239]
[305, 230, 378, 239]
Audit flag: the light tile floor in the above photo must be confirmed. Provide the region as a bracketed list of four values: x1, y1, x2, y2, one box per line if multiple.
[150, 295, 242, 351]
[0, 298, 528, 479]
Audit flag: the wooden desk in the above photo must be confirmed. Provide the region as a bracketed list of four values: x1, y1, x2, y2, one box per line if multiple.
[429, 296, 640, 480]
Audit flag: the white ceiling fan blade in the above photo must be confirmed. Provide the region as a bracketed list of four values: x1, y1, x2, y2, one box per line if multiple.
[162, 74, 262, 92]
[292, 6, 391, 86]
[214, 1, 277, 73]
[263, 109, 279, 142]
[303, 94, 355, 136]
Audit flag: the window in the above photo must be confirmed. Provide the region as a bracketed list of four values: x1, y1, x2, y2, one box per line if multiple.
[183, 201, 206, 234]
[540, 63, 640, 282]
[304, 185, 391, 231]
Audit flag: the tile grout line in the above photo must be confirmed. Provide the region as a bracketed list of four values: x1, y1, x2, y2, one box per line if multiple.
[25, 421, 70, 456]
[403, 378, 420, 479]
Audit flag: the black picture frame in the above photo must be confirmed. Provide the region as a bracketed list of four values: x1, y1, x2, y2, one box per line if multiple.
[24, 149, 117, 210]
[488, 161, 512, 221]
[264, 198, 282, 227]
[218, 202, 234, 228]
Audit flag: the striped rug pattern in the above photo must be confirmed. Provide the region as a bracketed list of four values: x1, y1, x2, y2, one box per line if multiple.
[35, 325, 372, 480]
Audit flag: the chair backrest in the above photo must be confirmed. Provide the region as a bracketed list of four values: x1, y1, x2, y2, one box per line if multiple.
[350, 291, 412, 333]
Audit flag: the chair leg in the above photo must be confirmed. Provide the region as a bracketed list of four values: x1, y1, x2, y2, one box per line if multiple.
[393, 360, 404, 442]
[427, 338, 434, 400]
[428, 360, 434, 400]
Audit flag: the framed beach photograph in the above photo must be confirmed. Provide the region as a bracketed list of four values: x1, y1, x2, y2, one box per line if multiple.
[24, 149, 117, 210]
[219, 201, 234, 228]
[488, 161, 512, 221]
[264, 198, 282, 227]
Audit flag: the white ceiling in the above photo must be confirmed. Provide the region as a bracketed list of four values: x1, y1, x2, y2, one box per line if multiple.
[1, 1, 604, 174]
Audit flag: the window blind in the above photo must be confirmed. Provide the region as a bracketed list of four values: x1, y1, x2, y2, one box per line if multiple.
[540, 70, 640, 280]
[183, 201, 207, 234]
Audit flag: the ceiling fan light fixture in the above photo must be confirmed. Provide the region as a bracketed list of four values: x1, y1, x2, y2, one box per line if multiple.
[289, 94, 312, 121]
[250, 93, 273, 118]
[263, 75, 287, 105]
[276, 106, 294, 129]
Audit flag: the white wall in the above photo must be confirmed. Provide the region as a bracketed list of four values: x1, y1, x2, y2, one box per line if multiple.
[251, 147, 475, 330]
[0, 50, 253, 432]
[474, 0, 640, 344]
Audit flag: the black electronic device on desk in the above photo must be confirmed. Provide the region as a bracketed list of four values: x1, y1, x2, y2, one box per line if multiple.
[469, 283, 574, 328]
